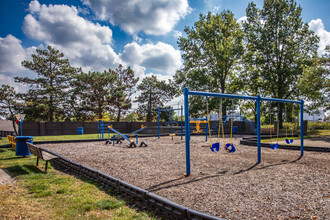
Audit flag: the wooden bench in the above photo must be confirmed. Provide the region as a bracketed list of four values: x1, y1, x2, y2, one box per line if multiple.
[27, 143, 58, 172]
[7, 135, 16, 150]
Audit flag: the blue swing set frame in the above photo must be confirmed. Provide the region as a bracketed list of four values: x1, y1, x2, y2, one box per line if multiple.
[184, 87, 304, 176]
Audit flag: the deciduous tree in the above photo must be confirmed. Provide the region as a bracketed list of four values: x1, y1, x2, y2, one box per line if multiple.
[174, 10, 244, 115]
[243, 0, 320, 127]
[0, 84, 23, 134]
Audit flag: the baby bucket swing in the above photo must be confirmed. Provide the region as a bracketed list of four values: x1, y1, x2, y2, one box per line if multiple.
[206, 96, 221, 152]
[224, 100, 236, 153]
[208, 98, 227, 152]
[285, 104, 294, 144]
[269, 102, 279, 149]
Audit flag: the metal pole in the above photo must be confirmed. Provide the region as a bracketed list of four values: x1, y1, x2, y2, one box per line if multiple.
[170, 110, 173, 134]
[240, 107, 242, 137]
[205, 96, 208, 142]
[158, 107, 160, 139]
[102, 121, 104, 139]
[184, 87, 191, 176]
[181, 105, 183, 140]
[20, 120, 23, 136]
[206, 115, 208, 142]
[257, 95, 261, 163]
[300, 100, 304, 156]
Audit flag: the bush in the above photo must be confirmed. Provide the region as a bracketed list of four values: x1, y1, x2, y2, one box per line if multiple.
[308, 121, 330, 130]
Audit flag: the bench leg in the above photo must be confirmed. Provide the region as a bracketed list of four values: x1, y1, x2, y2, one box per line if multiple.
[45, 161, 48, 172]
[36, 157, 39, 166]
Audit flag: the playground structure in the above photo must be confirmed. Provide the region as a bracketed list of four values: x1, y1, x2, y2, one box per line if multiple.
[158, 106, 183, 140]
[184, 87, 304, 176]
[189, 116, 208, 142]
[106, 125, 147, 148]
[15, 113, 26, 136]
[285, 104, 296, 144]
[210, 114, 257, 135]
[97, 119, 110, 139]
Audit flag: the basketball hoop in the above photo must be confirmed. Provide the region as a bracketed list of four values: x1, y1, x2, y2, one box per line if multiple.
[15, 114, 26, 121]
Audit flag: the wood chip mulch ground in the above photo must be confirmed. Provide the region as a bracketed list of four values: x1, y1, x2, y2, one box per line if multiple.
[42, 136, 330, 220]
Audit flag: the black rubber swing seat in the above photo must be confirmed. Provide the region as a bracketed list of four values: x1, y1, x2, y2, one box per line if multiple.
[139, 142, 148, 147]
[128, 142, 137, 148]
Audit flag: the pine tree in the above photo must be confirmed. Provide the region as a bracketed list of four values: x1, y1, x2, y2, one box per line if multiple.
[16, 46, 77, 122]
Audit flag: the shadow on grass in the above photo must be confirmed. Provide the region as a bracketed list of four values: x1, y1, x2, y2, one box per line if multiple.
[49, 160, 158, 219]
[6, 164, 45, 177]
[1, 156, 34, 160]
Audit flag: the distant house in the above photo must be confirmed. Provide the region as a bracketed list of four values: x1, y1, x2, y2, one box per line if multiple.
[0, 120, 17, 137]
[303, 111, 325, 122]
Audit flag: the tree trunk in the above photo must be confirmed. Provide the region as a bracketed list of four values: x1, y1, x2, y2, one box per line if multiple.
[49, 64, 54, 122]
[11, 118, 18, 135]
[98, 103, 102, 119]
[278, 103, 283, 129]
[146, 89, 152, 122]
[117, 107, 121, 122]
[220, 82, 226, 116]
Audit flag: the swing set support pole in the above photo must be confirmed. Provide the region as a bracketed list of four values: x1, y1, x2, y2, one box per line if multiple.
[184, 87, 191, 176]
[257, 95, 261, 163]
[158, 108, 160, 139]
[300, 100, 304, 156]
[181, 105, 183, 140]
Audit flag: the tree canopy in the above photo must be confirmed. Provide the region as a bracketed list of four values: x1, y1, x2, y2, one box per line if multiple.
[135, 75, 176, 121]
[242, 0, 320, 126]
[0, 84, 23, 134]
[16, 46, 77, 122]
[109, 65, 139, 121]
[174, 10, 244, 115]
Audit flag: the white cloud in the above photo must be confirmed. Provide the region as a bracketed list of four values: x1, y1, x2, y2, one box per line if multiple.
[204, 0, 222, 14]
[309, 19, 330, 55]
[28, 0, 40, 14]
[23, 1, 120, 71]
[0, 35, 36, 92]
[120, 42, 182, 75]
[237, 16, 247, 24]
[173, 30, 183, 39]
[132, 34, 142, 43]
[0, 35, 27, 74]
[82, 0, 190, 35]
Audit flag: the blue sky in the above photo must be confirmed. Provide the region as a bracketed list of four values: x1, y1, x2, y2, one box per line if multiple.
[0, 0, 329, 109]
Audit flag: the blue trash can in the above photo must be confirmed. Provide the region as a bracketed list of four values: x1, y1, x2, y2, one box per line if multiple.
[77, 127, 84, 135]
[15, 136, 33, 157]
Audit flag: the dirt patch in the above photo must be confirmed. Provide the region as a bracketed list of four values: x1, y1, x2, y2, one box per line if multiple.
[42, 136, 330, 219]
[0, 169, 16, 185]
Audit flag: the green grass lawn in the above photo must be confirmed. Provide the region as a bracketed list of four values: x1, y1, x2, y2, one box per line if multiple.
[0, 133, 114, 145]
[0, 148, 156, 219]
[261, 129, 329, 143]
[1, 129, 329, 146]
